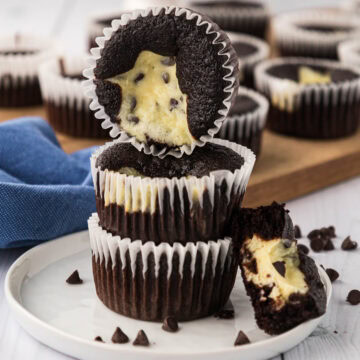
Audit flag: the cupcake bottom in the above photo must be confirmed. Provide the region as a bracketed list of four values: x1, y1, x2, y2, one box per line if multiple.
[89, 214, 239, 322]
[45, 99, 109, 138]
[0, 75, 42, 107]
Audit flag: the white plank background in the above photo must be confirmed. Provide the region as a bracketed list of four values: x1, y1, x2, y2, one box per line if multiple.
[0, 0, 359, 359]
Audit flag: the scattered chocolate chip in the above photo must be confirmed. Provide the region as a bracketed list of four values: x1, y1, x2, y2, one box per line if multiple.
[127, 114, 140, 124]
[347, 290, 360, 305]
[294, 225, 302, 238]
[273, 261, 286, 277]
[310, 238, 325, 252]
[134, 72, 145, 83]
[111, 327, 129, 344]
[162, 316, 179, 332]
[161, 56, 175, 66]
[234, 331, 250, 346]
[324, 238, 335, 251]
[328, 226, 336, 238]
[133, 330, 150, 346]
[341, 236, 358, 251]
[66, 270, 83, 284]
[130, 96, 137, 112]
[325, 268, 339, 283]
[162, 72, 170, 84]
[308, 229, 321, 240]
[94, 336, 104, 342]
[214, 309, 235, 319]
[170, 98, 178, 111]
[297, 244, 310, 254]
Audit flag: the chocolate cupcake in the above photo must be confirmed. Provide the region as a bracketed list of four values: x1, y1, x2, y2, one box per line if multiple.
[255, 57, 360, 139]
[231, 203, 327, 335]
[39, 57, 109, 138]
[216, 87, 268, 156]
[84, 6, 239, 158]
[91, 138, 255, 245]
[338, 39, 360, 67]
[273, 9, 360, 60]
[0, 34, 54, 107]
[227, 32, 269, 88]
[188, 0, 270, 40]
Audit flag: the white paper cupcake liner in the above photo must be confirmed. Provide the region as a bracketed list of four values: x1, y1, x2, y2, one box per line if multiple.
[216, 86, 269, 155]
[338, 39, 360, 67]
[273, 9, 360, 59]
[83, 6, 239, 158]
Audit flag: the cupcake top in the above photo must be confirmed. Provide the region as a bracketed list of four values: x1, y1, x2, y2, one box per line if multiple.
[229, 94, 259, 116]
[95, 142, 244, 178]
[85, 7, 239, 158]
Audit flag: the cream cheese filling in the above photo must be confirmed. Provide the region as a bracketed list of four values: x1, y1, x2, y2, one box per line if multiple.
[242, 236, 308, 309]
[108, 50, 194, 147]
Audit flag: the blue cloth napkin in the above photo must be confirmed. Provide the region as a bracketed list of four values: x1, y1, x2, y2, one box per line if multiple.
[0, 117, 98, 248]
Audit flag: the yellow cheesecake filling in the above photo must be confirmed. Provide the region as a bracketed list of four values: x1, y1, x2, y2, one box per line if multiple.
[108, 50, 194, 147]
[242, 236, 308, 309]
[298, 66, 331, 85]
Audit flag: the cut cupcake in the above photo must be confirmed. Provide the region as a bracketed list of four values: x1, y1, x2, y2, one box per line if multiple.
[255, 57, 360, 139]
[84, 6, 239, 158]
[231, 203, 327, 335]
[216, 87, 268, 156]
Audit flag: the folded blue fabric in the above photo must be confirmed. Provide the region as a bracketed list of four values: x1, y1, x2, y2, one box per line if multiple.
[0, 117, 98, 248]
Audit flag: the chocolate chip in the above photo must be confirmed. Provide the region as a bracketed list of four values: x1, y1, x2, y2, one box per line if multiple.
[66, 270, 83, 284]
[234, 331, 250, 346]
[161, 56, 175, 66]
[214, 309, 234, 319]
[130, 96, 137, 112]
[246, 258, 258, 274]
[324, 238, 335, 251]
[347, 290, 360, 305]
[297, 244, 310, 254]
[308, 229, 321, 240]
[341, 236, 358, 251]
[162, 72, 170, 84]
[326, 268, 339, 283]
[294, 225, 302, 238]
[283, 238, 293, 248]
[111, 327, 129, 344]
[170, 98, 178, 111]
[94, 336, 104, 342]
[310, 238, 325, 252]
[328, 226, 336, 238]
[134, 72, 145, 83]
[273, 261, 286, 277]
[127, 114, 140, 124]
[133, 330, 150, 346]
[162, 316, 179, 332]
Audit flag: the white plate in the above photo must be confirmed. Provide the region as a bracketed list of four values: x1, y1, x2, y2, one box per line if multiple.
[5, 230, 332, 360]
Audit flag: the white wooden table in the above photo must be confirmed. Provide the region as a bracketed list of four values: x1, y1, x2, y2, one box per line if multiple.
[1, 0, 359, 359]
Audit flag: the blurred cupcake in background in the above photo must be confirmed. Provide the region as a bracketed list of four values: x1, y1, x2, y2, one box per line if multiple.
[338, 39, 360, 67]
[216, 86, 268, 156]
[0, 34, 55, 107]
[39, 56, 109, 138]
[255, 57, 360, 139]
[273, 9, 360, 60]
[187, 0, 270, 40]
[227, 32, 270, 88]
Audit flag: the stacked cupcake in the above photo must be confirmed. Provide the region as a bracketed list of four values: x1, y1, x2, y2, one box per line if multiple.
[84, 7, 256, 322]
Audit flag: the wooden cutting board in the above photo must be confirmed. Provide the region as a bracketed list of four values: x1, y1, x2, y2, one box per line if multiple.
[1, 106, 360, 208]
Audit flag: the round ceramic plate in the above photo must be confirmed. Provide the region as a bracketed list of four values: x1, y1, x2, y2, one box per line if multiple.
[5, 230, 332, 360]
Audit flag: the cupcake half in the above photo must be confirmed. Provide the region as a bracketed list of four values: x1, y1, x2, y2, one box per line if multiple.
[216, 87, 268, 156]
[188, 0, 270, 40]
[227, 32, 270, 88]
[338, 39, 360, 67]
[273, 9, 360, 60]
[39, 57, 109, 138]
[0, 34, 54, 107]
[255, 57, 360, 139]
[84, 6, 239, 158]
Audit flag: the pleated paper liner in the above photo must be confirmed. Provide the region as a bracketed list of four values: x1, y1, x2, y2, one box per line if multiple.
[338, 39, 360, 67]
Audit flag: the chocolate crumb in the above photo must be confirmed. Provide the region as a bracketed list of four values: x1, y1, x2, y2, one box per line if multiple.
[94, 336, 104, 342]
[162, 316, 179, 332]
[294, 225, 302, 238]
[347, 290, 360, 305]
[162, 72, 170, 84]
[273, 261, 286, 277]
[298, 244, 310, 254]
[310, 238, 325, 252]
[324, 238, 335, 251]
[111, 327, 129, 344]
[66, 270, 83, 285]
[134, 73, 145, 83]
[325, 268, 339, 283]
[214, 309, 235, 319]
[130, 96, 137, 112]
[170, 98, 178, 111]
[127, 114, 140, 124]
[133, 330, 150, 346]
[234, 331, 250, 346]
[161, 56, 175, 66]
[341, 236, 358, 251]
